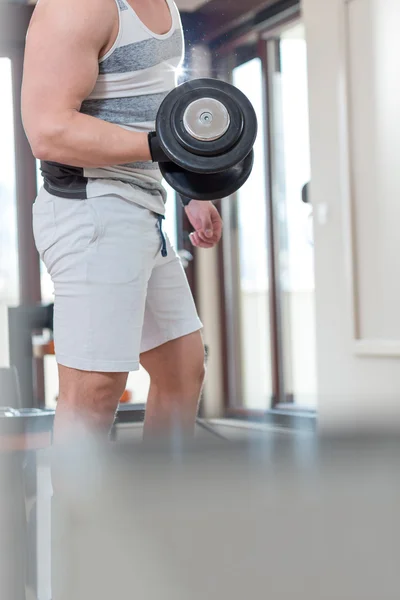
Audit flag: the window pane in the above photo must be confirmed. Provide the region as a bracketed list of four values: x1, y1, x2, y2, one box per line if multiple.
[0, 58, 18, 306]
[0, 58, 17, 366]
[277, 24, 317, 408]
[163, 181, 178, 250]
[36, 162, 54, 304]
[233, 58, 273, 410]
[35, 160, 57, 408]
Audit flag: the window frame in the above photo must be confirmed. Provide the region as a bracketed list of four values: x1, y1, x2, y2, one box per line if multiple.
[214, 9, 317, 419]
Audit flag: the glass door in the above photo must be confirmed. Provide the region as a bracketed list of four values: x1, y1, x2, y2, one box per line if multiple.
[219, 46, 277, 412]
[231, 56, 273, 410]
[266, 23, 317, 409]
[219, 19, 317, 414]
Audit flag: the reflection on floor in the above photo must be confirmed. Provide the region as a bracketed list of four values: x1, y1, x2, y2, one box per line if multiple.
[114, 419, 311, 443]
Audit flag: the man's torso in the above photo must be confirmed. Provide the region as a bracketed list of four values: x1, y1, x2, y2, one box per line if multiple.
[40, 0, 184, 215]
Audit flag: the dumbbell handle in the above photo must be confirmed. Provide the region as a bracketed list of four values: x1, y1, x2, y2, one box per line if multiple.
[148, 131, 169, 163]
[148, 132, 193, 206]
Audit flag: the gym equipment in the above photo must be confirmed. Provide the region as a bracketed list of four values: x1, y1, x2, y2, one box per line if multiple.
[0, 367, 22, 409]
[149, 78, 258, 201]
[8, 303, 54, 409]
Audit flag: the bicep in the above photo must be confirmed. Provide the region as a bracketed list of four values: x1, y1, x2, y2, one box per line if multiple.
[22, 0, 109, 135]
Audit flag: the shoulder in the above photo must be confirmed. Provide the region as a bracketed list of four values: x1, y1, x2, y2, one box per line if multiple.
[28, 0, 117, 44]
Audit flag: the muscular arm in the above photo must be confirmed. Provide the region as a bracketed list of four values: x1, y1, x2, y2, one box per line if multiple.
[22, 0, 151, 167]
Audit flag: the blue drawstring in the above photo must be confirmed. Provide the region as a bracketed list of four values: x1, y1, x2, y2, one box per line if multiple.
[157, 215, 168, 258]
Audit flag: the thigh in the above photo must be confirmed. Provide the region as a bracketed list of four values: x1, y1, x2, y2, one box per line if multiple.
[140, 330, 205, 382]
[140, 238, 203, 354]
[34, 191, 161, 372]
[53, 275, 147, 372]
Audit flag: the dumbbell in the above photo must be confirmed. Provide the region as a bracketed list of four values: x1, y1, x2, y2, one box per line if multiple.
[148, 78, 258, 201]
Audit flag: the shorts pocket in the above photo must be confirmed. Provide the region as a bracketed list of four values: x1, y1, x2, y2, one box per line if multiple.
[34, 195, 103, 277]
[52, 198, 102, 253]
[32, 195, 56, 261]
[85, 197, 157, 285]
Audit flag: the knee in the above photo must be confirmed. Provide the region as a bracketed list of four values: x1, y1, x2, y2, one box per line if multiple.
[196, 360, 207, 388]
[185, 340, 206, 381]
[184, 351, 206, 392]
[192, 338, 207, 384]
[59, 370, 126, 413]
[87, 374, 126, 410]
[146, 350, 206, 391]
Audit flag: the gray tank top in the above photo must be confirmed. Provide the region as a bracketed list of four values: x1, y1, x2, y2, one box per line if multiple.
[41, 0, 184, 215]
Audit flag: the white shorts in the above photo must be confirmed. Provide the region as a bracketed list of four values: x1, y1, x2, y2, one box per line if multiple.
[32, 188, 203, 372]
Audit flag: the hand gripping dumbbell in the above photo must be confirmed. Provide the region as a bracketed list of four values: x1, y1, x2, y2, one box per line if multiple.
[148, 78, 258, 202]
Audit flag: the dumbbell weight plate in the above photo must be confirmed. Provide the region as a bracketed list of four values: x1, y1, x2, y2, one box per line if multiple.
[170, 88, 244, 159]
[183, 97, 231, 142]
[159, 149, 254, 202]
[156, 78, 257, 175]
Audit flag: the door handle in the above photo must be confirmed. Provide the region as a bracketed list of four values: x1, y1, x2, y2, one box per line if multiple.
[302, 181, 310, 204]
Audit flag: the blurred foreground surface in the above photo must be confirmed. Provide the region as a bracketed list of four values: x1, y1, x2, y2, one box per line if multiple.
[1, 434, 400, 600]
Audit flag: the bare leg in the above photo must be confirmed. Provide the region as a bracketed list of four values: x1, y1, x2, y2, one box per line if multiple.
[140, 331, 205, 438]
[53, 365, 128, 441]
[52, 366, 128, 492]
[50, 367, 127, 599]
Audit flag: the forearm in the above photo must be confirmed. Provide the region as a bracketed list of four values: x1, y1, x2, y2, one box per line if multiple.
[32, 110, 152, 167]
